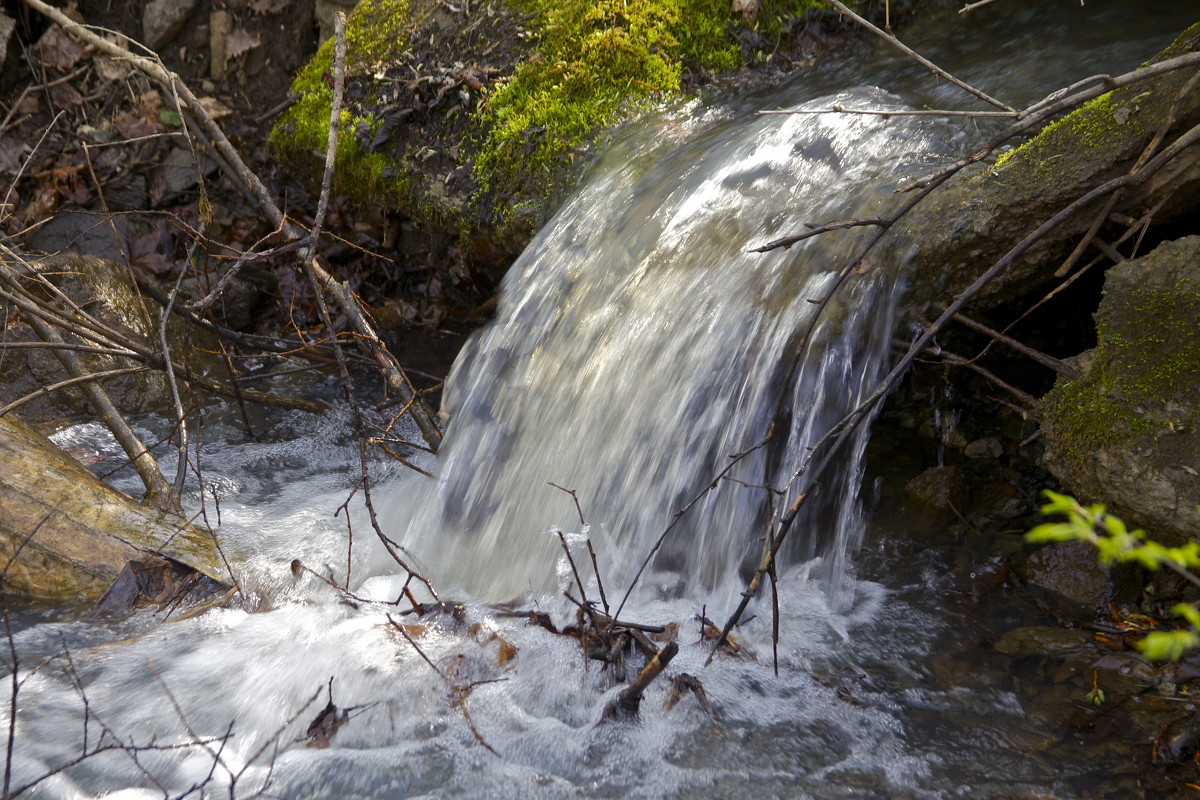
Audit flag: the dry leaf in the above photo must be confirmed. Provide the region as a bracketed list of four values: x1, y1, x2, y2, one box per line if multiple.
[304, 700, 347, 749]
[224, 29, 261, 60]
[33, 25, 86, 71]
[112, 111, 161, 140]
[197, 96, 233, 120]
[130, 230, 172, 277]
[0, 136, 31, 176]
[95, 55, 130, 82]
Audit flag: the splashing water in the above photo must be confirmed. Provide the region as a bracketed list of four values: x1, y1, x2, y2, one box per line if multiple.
[386, 86, 961, 611]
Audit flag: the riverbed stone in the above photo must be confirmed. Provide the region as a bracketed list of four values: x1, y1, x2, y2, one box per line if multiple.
[964, 436, 1003, 459]
[904, 464, 967, 509]
[993, 625, 1094, 659]
[143, 0, 199, 51]
[1024, 539, 1116, 610]
[1039, 236, 1200, 544]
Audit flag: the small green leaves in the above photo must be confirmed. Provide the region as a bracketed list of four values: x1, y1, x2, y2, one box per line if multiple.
[1136, 629, 1200, 662]
[1027, 491, 1200, 662]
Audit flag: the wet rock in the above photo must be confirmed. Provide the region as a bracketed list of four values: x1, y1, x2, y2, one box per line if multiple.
[964, 437, 1003, 459]
[1024, 540, 1115, 610]
[1040, 237, 1200, 544]
[904, 464, 967, 509]
[993, 625, 1093, 658]
[143, 0, 199, 51]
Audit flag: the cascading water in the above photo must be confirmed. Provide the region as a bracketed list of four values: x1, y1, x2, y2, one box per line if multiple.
[386, 86, 959, 611]
[3, 5, 1196, 798]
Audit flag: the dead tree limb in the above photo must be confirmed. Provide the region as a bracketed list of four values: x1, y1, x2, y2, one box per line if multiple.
[603, 641, 678, 720]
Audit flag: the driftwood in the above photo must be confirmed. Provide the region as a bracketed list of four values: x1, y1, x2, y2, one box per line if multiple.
[0, 414, 226, 601]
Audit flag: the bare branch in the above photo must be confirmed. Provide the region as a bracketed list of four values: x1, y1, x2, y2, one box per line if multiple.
[828, 0, 1015, 112]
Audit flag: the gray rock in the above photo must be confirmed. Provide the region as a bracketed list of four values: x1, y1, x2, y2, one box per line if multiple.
[1024, 539, 1114, 609]
[26, 210, 131, 262]
[1040, 236, 1200, 544]
[904, 465, 967, 509]
[143, 0, 199, 51]
[964, 437, 1004, 459]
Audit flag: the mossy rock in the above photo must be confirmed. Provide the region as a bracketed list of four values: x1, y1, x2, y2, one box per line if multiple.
[897, 21, 1200, 315]
[270, 0, 891, 254]
[1040, 236, 1200, 545]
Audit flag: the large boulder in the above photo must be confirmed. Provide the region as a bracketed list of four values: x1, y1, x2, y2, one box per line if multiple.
[1039, 236, 1200, 543]
[269, 0, 923, 256]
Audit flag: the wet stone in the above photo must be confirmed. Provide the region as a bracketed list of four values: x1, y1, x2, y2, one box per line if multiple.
[1024, 539, 1114, 611]
[993, 626, 1094, 658]
[964, 436, 1004, 459]
[904, 465, 967, 509]
[665, 719, 851, 774]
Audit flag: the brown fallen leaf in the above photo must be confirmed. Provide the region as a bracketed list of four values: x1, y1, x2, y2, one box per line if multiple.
[225, 29, 261, 60]
[305, 699, 347, 749]
[33, 25, 86, 71]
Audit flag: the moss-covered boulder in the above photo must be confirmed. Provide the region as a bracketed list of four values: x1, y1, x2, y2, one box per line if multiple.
[269, 0, 880, 255]
[1040, 236, 1200, 544]
[897, 22, 1200, 315]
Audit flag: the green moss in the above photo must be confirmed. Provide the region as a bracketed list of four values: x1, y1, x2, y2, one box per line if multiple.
[272, 0, 841, 244]
[1043, 283, 1200, 472]
[993, 91, 1130, 174]
[473, 0, 829, 225]
[268, 0, 413, 205]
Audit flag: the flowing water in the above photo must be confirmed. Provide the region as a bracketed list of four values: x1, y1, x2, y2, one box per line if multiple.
[3, 4, 1197, 798]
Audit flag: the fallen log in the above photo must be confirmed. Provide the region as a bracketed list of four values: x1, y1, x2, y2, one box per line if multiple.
[0, 414, 227, 602]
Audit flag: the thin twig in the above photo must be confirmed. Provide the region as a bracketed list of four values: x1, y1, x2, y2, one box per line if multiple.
[828, 0, 1015, 112]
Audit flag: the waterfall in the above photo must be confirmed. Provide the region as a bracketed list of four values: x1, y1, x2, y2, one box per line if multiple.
[385, 86, 962, 609]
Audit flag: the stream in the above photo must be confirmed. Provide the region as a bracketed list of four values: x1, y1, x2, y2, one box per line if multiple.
[4, 4, 1198, 798]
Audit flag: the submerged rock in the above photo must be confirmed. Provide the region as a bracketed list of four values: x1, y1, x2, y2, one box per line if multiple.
[1040, 236, 1200, 544]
